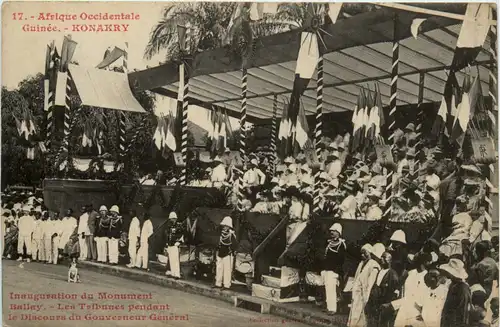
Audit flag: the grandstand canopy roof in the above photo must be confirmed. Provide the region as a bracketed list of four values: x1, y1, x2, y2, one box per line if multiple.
[128, 4, 495, 122]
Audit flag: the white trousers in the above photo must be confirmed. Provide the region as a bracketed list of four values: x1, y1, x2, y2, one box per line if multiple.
[128, 238, 138, 265]
[96, 237, 109, 262]
[17, 235, 32, 255]
[51, 236, 60, 264]
[166, 245, 181, 278]
[78, 237, 87, 260]
[321, 270, 339, 313]
[135, 243, 149, 269]
[108, 238, 119, 264]
[31, 238, 42, 260]
[42, 238, 52, 262]
[215, 254, 233, 288]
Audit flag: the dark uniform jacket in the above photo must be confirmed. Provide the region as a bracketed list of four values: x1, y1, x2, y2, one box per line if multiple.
[108, 216, 123, 239]
[88, 210, 98, 235]
[96, 214, 110, 238]
[365, 268, 399, 327]
[164, 220, 186, 247]
[217, 229, 237, 258]
[441, 280, 471, 327]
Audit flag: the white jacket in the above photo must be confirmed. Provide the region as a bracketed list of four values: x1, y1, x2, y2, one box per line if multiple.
[77, 213, 89, 235]
[18, 215, 35, 237]
[128, 217, 141, 240]
[140, 220, 153, 245]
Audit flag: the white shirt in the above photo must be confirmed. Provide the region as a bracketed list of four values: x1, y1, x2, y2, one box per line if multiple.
[366, 204, 382, 221]
[326, 160, 342, 180]
[211, 164, 227, 184]
[140, 220, 153, 244]
[289, 200, 304, 220]
[340, 195, 357, 219]
[32, 220, 43, 239]
[376, 268, 389, 286]
[77, 213, 89, 235]
[243, 168, 266, 186]
[420, 281, 450, 327]
[128, 217, 141, 239]
[18, 215, 35, 236]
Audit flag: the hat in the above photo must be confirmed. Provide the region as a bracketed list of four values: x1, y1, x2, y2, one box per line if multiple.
[390, 230, 407, 244]
[110, 205, 120, 214]
[2, 209, 11, 216]
[276, 165, 286, 173]
[284, 157, 294, 164]
[250, 158, 258, 166]
[224, 147, 231, 153]
[372, 243, 386, 259]
[439, 258, 468, 280]
[361, 243, 373, 253]
[330, 151, 340, 158]
[99, 205, 108, 212]
[288, 164, 297, 172]
[301, 175, 314, 186]
[319, 172, 329, 180]
[220, 216, 233, 228]
[461, 165, 482, 175]
[271, 177, 279, 184]
[329, 223, 342, 235]
[301, 163, 310, 172]
[405, 123, 415, 132]
[353, 153, 363, 161]
[407, 148, 416, 158]
[34, 206, 42, 213]
[367, 190, 382, 199]
[329, 179, 339, 188]
[169, 212, 178, 220]
[214, 156, 222, 162]
[359, 165, 370, 175]
[205, 167, 212, 172]
[338, 142, 345, 150]
[22, 205, 31, 211]
[328, 142, 338, 149]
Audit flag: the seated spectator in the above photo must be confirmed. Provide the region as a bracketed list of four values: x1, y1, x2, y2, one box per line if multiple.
[439, 196, 473, 258]
[364, 190, 382, 221]
[339, 180, 357, 219]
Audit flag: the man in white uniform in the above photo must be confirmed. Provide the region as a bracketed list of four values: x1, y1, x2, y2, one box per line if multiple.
[58, 209, 77, 255]
[77, 206, 89, 261]
[136, 213, 153, 270]
[17, 205, 35, 262]
[127, 209, 140, 268]
[51, 212, 63, 264]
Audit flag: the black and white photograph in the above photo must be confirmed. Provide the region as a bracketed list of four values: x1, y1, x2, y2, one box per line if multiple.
[1, 2, 499, 327]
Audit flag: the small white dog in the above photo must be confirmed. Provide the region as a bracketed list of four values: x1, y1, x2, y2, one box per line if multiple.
[68, 259, 80, 283]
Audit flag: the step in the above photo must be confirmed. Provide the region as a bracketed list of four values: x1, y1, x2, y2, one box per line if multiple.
[268, 266, 282, 278]
[252, 283, 281, 302]
[233, 295, 271, 314]
[261, 274, 280, 288]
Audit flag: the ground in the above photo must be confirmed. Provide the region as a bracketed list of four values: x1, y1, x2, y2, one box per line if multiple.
[2, 260, 311, 327]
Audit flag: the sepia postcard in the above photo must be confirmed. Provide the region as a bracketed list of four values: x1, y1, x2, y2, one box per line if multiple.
[1, 2, 499, 327]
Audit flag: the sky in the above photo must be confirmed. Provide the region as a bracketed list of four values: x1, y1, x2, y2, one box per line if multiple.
[1, 1, 239, 131]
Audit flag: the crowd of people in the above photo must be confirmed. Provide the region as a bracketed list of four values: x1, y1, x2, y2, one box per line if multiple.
[1, 122, 498, 327]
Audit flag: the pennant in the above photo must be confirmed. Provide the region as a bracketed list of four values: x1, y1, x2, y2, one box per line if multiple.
[95, 46, 126, 69]
[411, 18, 426, 39]
[295, 103, 309, 148]
[178, 63, 185, 102]
[278, 101, 289, 140]
[166, 120, 177, 151]
[177, 25, 187, 51]
[59, 35, 77, 72]
[451, 75, 478, 146]
[55, 72, 68, 107]
[327, 3, 343, 24]
[432, 72, 459, 137]
[451, 4, 491, 71]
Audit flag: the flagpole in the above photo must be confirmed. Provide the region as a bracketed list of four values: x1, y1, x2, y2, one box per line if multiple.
[313, 54, 324, 215]
[383, 14, 399, 221]
[118, 42, 128, 164]
[238, 67, 248, 211]
[271, 94, 278, 177]
[45, 42, 56, 153]
[413, 72, 425, 187]
[180, 28, 190, 186]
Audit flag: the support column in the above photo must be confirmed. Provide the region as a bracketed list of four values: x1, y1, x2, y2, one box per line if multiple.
[118, 42, 128, 161]
[238, 67, 248, 211]
[487, 25, 497, 221]
[271, 94, 278, 177]
[45, 42, 56, 151]
[413, 73, 425, 184]
[180, 63, 189, 186]
[313, 55, 324, 215]
[384, 14, 399, 220]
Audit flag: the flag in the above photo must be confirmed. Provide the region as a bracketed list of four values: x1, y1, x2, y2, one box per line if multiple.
[55, 36, 77, 106]
[365, 88, 376, 139]
[411, 18, 426, 39]
[59, 35, 77, 72]
[351, 89, 366, 151]
[451, 3, 491, 72]
[433, 72, 461, 138]
[96, 46, 126, 69]
[327, 3, 343, 24]
[295, 102, 309, 148]
[286, 32, 319, 151]
[451, 74, 479, 147]
[278, 101, 289, 140]
[250, 3, 278, 20]
[165, 119, 177, 151]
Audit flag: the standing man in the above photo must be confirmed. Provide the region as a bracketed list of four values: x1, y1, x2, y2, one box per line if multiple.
[439, 258, 472, 327]
[58, 209, 77, 258]
[108, 205, 122, 265]
[214, 216, 237, 290]
[127, 209, 140, 268]
[365, 252, 399, 327]
[86, 204, 98, 261]
[321, 223, 347, 315]
[95, 205, 109, 263]
[31, 211, 43, 262]
[165, 212, 185, 279]
[51, 212, 63, 264]
[77, 206, 89, 261]
[17, 205, 35, 262]
[136, 213, 153, 270]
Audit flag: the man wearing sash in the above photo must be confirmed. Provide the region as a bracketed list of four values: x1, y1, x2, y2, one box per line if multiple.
[165, 212, 185, 279]
[322, 223, 347, 315]
[95, 205, 110, 263]
[214, 216, 237, 290]
[108, 205, 123, 265]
